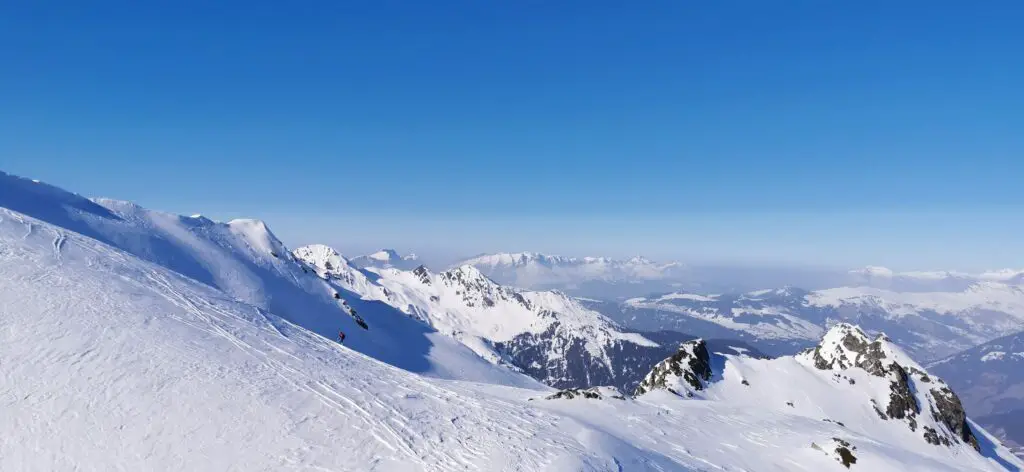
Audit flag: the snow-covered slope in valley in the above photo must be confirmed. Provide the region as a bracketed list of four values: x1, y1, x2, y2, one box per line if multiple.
[350, 248, 420, 270]
[622, 288, 825, 349]
[0, 171, 527, 385]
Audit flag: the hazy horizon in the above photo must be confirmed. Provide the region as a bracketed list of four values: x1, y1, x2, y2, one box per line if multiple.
[4, 2, 1023, 271]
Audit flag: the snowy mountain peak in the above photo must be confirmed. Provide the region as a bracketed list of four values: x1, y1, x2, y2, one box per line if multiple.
[627, 255, 652, 265]
[634, 339, 712, 397]
[369, 248, 401, 261]
[294, 244, 351, 274]
[802, 323, 916, 373]
[460, 252, 576, 268]
[350, 248, 420, 270]
[800, 323, 980, 451]
[851, 266, 896, 278]
[367, 248, 418, 262]
[440, 264, 497, 289]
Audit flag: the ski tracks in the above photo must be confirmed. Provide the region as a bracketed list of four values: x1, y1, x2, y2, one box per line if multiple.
[51, 230, 65, 263]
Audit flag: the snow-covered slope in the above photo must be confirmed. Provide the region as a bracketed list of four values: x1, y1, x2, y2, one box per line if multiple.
[0, 197, 688, 471]
[0, 171, 524, 386]
[929, 330, 1024, 457]
[615, 283, 1024, 362]
[350, 248, 421, 270]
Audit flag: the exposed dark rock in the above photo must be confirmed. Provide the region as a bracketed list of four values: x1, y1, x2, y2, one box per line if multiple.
[885, 363, 920, 425]
[633, 339, 712, 397]
[413, 265, 432, 285]
[812, 438, 858, 469]
[823, 418, 846, 427]
[835, 446, 857, 468]
[544, 387, 626, 401]
[930, 385, 980, 451]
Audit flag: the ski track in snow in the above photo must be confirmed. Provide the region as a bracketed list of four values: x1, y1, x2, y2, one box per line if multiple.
[0, 221, 590, 471]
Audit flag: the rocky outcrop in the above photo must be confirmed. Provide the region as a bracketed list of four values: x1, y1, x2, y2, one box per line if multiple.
[812, 438, 858, 469]
[929, 385, 980, 450]
[543, 386, 626, 401]
[801, 323, 980, 452]
[633, 339, 713, 397]
[413, 265, 432, 285]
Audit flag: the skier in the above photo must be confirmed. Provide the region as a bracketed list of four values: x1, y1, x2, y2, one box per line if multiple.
[338, 330, 346, 343]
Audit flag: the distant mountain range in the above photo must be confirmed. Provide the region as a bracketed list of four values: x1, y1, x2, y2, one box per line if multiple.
[457, 251, 1024, 298]
[455, 252, 688, 297]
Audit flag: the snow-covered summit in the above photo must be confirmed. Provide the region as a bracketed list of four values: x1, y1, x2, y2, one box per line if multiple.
[800, 323, 922, 373]
[349, 248, 420, 270]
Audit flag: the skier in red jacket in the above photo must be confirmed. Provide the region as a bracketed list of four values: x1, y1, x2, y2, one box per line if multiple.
[338, 330, 346, 343]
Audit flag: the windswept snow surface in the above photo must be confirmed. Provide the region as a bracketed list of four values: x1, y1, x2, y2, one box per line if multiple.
[0, 171, 527, 385]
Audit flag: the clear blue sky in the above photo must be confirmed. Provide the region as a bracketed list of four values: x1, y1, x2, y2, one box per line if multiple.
[2, 1, 1022, 269]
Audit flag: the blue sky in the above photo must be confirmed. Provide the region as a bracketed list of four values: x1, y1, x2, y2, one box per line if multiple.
[2, 1, 1022, 269]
